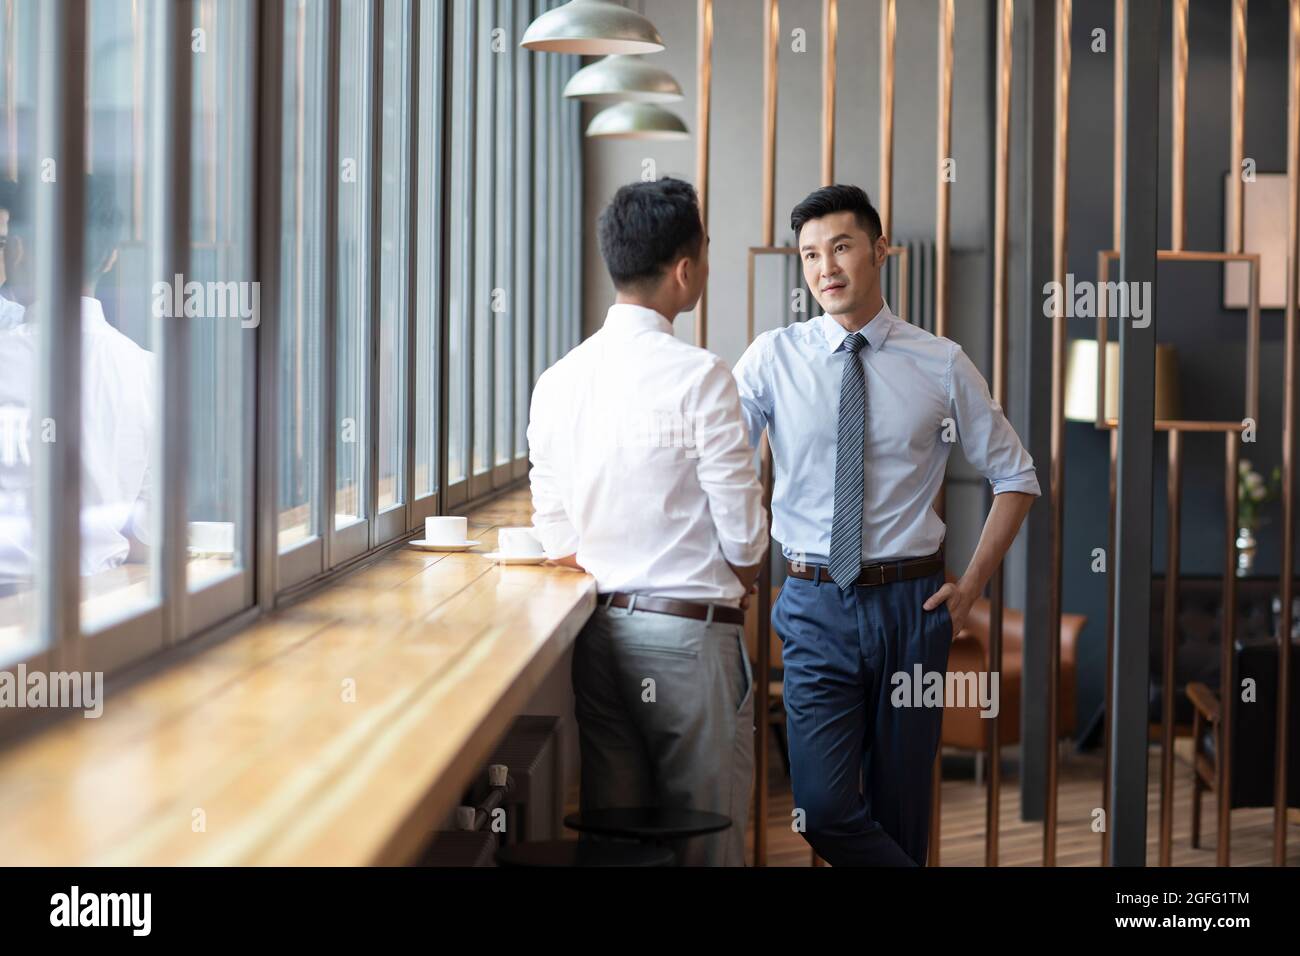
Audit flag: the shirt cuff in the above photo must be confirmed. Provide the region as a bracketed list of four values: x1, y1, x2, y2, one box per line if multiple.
[990, 474, 1042, 497]
[536, 520, 580, 560]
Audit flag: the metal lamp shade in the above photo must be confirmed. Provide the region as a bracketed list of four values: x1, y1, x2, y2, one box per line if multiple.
[521, 0, 665, 55]
[564, 55, 683, 105]
[585, 102, 689, 140]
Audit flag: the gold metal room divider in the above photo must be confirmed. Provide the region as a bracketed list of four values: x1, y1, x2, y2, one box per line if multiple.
[691, 0, 1297, 868]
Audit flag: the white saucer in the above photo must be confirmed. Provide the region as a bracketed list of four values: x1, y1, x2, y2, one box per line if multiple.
[408, 539, 479, 552]
[480, 552, 547, 565]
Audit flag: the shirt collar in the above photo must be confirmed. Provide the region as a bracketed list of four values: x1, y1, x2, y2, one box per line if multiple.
[603, 302, 674, 337]
[81, 296, 109, 330]
[818, 301, 894, 353]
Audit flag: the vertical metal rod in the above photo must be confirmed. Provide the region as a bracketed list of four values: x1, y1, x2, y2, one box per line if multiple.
[1045, 0, 1071, 867]
[1277, 0, 1299, 868]
[935, 0, 953, 339]
[821, 0, 836, 186]
[34, 0, 86, 656]
[695, 0, 711, 347]
[1228, 0, 1247, 256]
[1171, 0, 1187, 253]
[1219, 433, 1239, 865]
[755, 432, 772, 867]
[1109, 0, 1159, 869]
[1101, 0, 1124, 866]
[1102, 424, 1117, 865]
[1159, 429, 1182, 866]
[321, 0, 341, 566]
[879, 0, 895, 241]
[762, 0, 778, 247]
[986, 0, 1014, 868]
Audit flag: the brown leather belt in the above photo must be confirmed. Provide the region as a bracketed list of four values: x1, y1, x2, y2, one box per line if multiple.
[598, 592, 745, 626]
[785, 551, 945, 587]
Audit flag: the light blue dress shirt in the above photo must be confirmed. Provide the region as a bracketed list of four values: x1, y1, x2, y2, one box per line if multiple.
[732, 303, 1041, 566]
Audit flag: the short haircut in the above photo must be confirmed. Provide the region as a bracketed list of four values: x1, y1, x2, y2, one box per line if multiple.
[83, 174, 124, 288]
[597, 177, 704, 291]
[0, 178, 21, 222]
[791, 184, 883, 243]
[0, 174, 122, 287]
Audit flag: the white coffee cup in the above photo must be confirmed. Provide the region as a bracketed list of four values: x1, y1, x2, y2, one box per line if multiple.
[425, 515, 468, 545]
[497, 526, 543, 558]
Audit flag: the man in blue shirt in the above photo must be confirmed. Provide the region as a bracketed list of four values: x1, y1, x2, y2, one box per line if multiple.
[733, 185, 1039, 865]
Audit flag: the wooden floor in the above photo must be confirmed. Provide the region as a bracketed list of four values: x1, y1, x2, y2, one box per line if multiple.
[564, 736, 1299, 866]
[748, 738, 1300, 866]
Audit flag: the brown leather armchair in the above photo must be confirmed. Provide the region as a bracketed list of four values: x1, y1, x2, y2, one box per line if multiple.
[941, 597, 1086, 750]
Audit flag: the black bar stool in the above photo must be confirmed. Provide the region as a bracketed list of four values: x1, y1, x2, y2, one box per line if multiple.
[563, 808, 732, 864]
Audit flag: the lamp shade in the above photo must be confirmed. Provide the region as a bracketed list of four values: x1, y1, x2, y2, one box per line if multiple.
[1064, 340, 1182, 423]
[564, 55, 683, 104]
[585, 102, 689, 140]
[521, 0, 665, 55]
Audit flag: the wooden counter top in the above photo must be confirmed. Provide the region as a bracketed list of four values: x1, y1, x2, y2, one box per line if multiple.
[0, 487, 595, 865]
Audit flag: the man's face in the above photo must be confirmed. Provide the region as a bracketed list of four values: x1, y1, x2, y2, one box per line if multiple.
[682, 234, 710, 309]
[798, 211, 886, 316]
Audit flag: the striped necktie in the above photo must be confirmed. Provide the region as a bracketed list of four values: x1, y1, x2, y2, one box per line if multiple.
[828, 331, 867, 589]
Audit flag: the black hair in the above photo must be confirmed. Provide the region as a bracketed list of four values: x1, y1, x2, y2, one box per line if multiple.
[0, 174, 122, 287]
[597, 177, 704, 291]
[83, 174, 124, 287]
[791, 184, 883, 243]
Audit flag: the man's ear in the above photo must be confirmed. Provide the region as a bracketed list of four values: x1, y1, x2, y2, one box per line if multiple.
[675, 255, 692, 290]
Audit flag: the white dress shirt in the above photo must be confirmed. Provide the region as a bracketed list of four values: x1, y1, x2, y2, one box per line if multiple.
[0, 296, 155, 581]
[527, 303, 768, 606]
[733, 303, 1040, 566]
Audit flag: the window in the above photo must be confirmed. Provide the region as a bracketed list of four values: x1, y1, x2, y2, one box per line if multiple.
[413, 0, 446, 507]
[0, 0, 40, 665]
[334, 0, 371, 548]
[0, 0, 584, 690]
[187, 0, 255, 629]
[80, 0, 160, 635]
[376, 0, 411, 523]
[277, 0, 327, 559]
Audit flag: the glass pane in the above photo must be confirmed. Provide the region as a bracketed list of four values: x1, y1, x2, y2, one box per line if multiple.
[278, 0, 326, 552]
[414, 0, 443, 499]
[187, 0, 253, 592]
[512, 0, 531, 460]
[493, 0, 513, 468]
[335, 0, 371, 529]
[0, 1, 41, 662]
[377, 0, 410, 514]
[546, 52, 559, 369]
[447, 0, 471, 485]
[471, 0, 493, 477]
[530, 17, 547, 389]
[80, 0, 160, 631]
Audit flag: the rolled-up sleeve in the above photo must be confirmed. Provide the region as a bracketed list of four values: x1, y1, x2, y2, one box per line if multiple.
[526, 372, 581, 558]
[731, 334, 773, 450]
[694, 357, 769, 567]
[949, 344, 1041, 496]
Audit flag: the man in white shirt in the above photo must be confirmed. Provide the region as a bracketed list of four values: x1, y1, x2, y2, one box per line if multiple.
[527, 178, 768, 865]
[0, 177, 155, 585]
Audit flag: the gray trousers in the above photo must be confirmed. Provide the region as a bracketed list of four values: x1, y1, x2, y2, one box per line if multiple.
[571, 601, 755, 866]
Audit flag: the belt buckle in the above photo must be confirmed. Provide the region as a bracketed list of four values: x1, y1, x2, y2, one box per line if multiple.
[859, 563, 885, 586]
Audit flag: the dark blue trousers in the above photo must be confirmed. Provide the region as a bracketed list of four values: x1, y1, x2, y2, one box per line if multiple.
[772, 568, 953, 866]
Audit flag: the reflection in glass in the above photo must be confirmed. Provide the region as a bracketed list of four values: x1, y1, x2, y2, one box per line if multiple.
[377, 0, 410, 515]
[335, 0, 370, 528]
[277, 0, 326, 553]
[187, 0, 253, 592]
